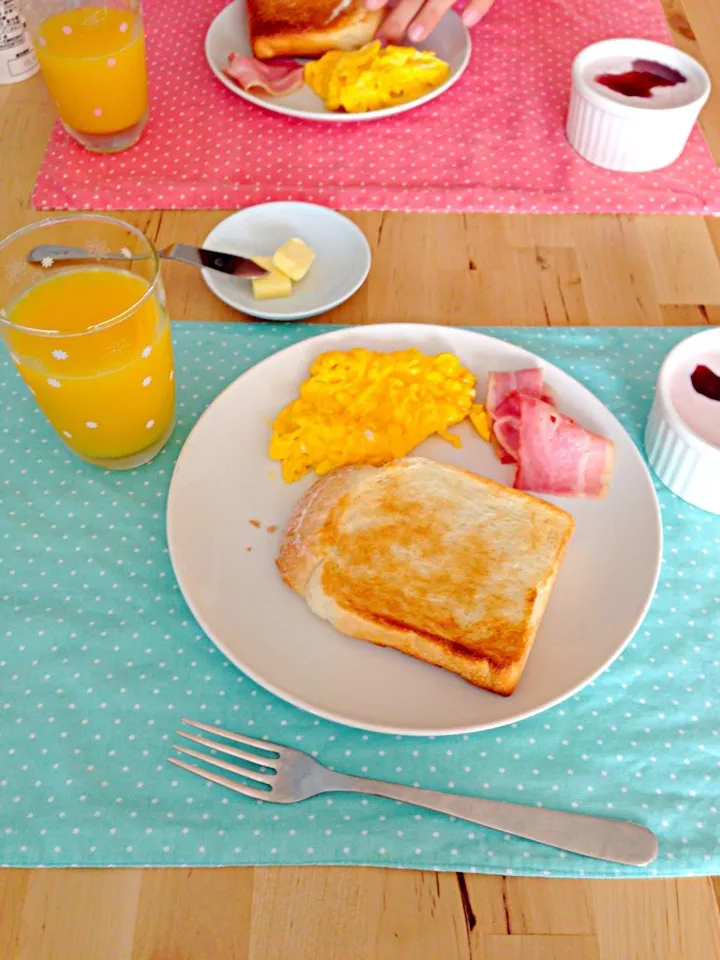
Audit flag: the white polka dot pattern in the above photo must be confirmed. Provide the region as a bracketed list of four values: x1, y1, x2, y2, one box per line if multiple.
[31, 0, 720, 214]
[0, 323, 718, 878]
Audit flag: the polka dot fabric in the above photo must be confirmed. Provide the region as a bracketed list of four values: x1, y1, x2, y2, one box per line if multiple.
[1, 323, 719, 878]
[32, 0, 720, 214]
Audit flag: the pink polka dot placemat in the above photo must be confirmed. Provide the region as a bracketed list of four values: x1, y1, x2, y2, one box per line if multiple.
[32, 0, 720, 214]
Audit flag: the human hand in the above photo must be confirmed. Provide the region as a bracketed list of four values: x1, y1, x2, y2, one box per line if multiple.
[368, 0, 494, 45]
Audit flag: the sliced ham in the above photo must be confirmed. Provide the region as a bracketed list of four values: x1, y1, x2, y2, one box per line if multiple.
[481, 367, 614, 497]
[513, 396, 614, 499]
[493, 387, 556, 423]
[494, 391, 522, 421]
[489, 429, 516, 464]
[492, 390, 551, 462]
[493, 415, 520, 461]
[486, 372, 552, 463]
[225, 54, 304, 97]
[486, 368, 545, 418]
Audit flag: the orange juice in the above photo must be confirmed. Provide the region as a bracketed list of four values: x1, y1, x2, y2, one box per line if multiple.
[7, 269, 175, 462]
[35, 6, 147, 135]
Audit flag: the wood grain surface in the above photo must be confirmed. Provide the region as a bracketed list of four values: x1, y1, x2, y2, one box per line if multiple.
[1, 0, 720, 954]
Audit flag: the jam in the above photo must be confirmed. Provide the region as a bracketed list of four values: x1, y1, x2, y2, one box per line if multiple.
[595, 59, 687, 99]
[671, 351, 720, 447]
[691, 364, 720, 402]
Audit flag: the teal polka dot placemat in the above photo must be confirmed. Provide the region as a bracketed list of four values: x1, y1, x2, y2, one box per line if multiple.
[1, 323, 718, 878]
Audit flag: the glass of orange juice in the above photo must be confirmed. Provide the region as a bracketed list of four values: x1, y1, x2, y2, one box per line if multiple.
[0, 215, 175, 469]
[23, 0, 148, 153]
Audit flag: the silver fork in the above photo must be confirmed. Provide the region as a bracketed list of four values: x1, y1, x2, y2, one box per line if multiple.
[169, 718, 658, 867]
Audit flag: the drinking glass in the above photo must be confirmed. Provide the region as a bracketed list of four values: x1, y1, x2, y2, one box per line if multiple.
[23, 0, 149, 153]
[0, 215, 175, 469]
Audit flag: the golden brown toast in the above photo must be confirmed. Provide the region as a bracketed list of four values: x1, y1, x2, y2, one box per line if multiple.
[277, 458, 575, 696]
[247, 0, 385, 60]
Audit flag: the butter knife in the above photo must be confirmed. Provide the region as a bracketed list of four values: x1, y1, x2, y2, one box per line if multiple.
[27, 243, 267, 279]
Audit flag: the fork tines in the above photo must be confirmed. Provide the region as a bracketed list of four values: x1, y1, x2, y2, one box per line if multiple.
[168, 717, 282, 801]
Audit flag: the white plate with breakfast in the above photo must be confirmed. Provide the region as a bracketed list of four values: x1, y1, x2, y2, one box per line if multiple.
[167, 324, 662, 736]
[205, 0, 471, 122]
[200, 202, 371, 320]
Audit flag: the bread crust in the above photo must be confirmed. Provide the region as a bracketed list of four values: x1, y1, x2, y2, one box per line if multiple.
[277, 458, 574, 696]
[276, 464, 376, 593]
[247, 0, 385, 60]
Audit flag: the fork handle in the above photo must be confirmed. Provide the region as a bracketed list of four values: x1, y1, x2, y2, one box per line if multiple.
[328, 774, 658, 866]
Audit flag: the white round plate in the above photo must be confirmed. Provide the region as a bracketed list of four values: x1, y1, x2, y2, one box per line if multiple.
[205, 0, 471, 122]
[167, 324, 662, 736]
[201, 203, 371, 320]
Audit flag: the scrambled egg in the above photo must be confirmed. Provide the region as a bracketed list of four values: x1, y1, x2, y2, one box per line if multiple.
[269, 348, 476, 482]
[469, 403, 491, 442]
[304, 41, 450, 113]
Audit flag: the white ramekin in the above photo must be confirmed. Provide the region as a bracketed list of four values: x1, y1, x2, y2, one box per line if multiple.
[645, 328, 720, 514]
[567, 38, 711, 172]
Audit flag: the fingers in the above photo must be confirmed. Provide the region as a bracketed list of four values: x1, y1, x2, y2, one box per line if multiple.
[377, 0, 426, 43]
[377, 0, 493, 45]
[461, 0, 494, 28]
[404, 0, 456, 43]
[375, 0, 496, 43]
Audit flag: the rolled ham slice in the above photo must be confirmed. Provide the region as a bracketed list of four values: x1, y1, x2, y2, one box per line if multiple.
[493, 414, 520, 461]
[486, 369, 545, 418]
[495, 389, 556, 419]
[494, 392, 522, 421]
[513, 396, 614, 499]
[486, 372, 553, 463]
[225, 53, 305, 97]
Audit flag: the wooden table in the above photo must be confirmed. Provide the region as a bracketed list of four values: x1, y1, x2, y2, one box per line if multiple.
[2, 0, 720, 954]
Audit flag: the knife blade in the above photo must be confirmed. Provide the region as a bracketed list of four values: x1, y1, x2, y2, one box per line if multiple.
[160, 244, 267, 279]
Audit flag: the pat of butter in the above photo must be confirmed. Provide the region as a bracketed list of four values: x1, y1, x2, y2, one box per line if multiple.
[272, 238, 315, 282]
[252, 255, 276, 273]
[251, 256, 292, 301]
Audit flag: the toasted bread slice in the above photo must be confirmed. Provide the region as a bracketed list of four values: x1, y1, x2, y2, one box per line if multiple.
[247, 0, 385, 60]
[277, 458, 574, 696]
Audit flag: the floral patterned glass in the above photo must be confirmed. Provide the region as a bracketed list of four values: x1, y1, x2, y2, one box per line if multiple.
[0, 215, 175, 469]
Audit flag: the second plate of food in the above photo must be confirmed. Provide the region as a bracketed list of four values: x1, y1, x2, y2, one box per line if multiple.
[167, 325, 662, 736]
[205, 0, 471, 122]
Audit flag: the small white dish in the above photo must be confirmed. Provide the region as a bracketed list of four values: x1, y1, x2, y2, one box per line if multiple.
[205, 0, 471, 123]
[567, 38, 711, 172]
[201, 202, 371, 321]
[645, 328, 720, 514]
[167, 324, 662, 736]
